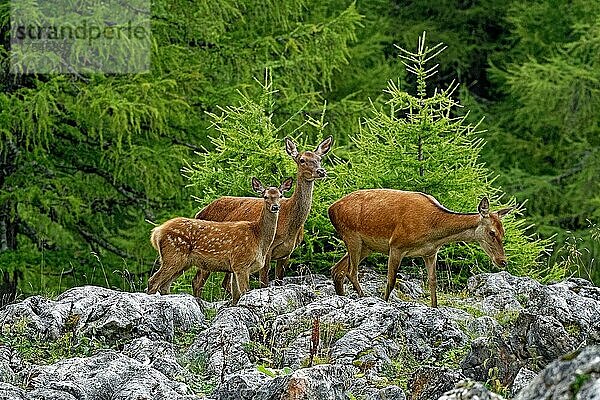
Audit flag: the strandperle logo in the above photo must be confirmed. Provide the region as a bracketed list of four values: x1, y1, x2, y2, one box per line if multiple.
[13, 21, 148, 46]
[10, 0, 151, 74]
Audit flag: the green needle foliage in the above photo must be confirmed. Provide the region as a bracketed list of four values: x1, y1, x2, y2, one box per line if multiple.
[1, 0, 592, 297]
[318, 33, 556, 282]
[0, 0, 363, 298]
[184, 73, 331, 212]
[186, 33, 562, 285]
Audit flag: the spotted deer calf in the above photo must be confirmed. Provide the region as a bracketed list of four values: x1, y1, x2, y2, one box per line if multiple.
[328, 190, 513, 307]
[192, 136, 333, 295]
[148, 177, 293, 304]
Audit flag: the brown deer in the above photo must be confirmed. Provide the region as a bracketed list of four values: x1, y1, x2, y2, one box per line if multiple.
[148, 177, 293, 304]
[192, 136, 333, 296]
[328, 189, 513, 307]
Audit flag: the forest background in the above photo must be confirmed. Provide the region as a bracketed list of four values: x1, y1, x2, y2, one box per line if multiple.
[0, 0, 598, 302]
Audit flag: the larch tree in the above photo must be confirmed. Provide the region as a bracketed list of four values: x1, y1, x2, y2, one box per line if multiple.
[0, 0, 362, 297]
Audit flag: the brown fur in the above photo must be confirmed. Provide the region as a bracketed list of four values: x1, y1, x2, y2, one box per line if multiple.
[148, 179, 291, 304]
[192, 137, 333, 296]
[328, 189, 512, 307]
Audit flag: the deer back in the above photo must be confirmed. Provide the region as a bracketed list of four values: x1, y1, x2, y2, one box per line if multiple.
[195, 196, 295, 238]
[329, 189, 463, 247]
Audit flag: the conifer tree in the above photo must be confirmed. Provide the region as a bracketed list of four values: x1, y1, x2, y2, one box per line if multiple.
[0, 0, 362, 295]
[312, 34, 557, 283]
[187, 34, 562, 285]
[483, 2, 600, 282]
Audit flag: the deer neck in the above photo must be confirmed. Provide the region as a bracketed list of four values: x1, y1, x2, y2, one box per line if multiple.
[433, 213, 481, 246]
[286, 173, 315, 231]
[257, 205, 280, 252]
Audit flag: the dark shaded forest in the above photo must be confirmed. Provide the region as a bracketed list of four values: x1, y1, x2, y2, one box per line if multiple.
[0, 0, 598, 302]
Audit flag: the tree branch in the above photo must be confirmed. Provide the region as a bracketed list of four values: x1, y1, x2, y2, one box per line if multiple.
[77, 227, 131, 259]
[171, 137, 206, 153]
[18, 220, 58, 251]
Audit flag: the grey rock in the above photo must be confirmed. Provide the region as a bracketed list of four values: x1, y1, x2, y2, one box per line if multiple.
[466, 316, 501, 338]
[22, 350, 198, 400]
[123, 336, 187, 381]
[27, 389, 77, 400]
[255, 364, 356, 400]
[2, 271, 598, 400]
[343, 270, 424, 301]
[282, 272, 337, 298]
[509, 312, 577, 364]
[272, 295, 403, 372]
[347, 380, 406, 400]
[481, 291, 524, 315]
[0, 382, 29, 400]
[331, 297, 401, 366]
[510, 367, 537, 396]
[0, 286, 205, 342]
[0, 346, 21, 385]
[237, 284, 316, 320]
[409, 366, 466, 400]
[392, 303, 472, 362]
[186, 306, 260, 376]
[376, 385, 407, 400]
[214, 368, 272, 400]
[515, 345, 600, 400]
[468, 272, 600, 342]
[438, 379, 506, 400]
[282, 332, 312, 369]
[460, 335, 520, 387]
[468, 272, 541, 298]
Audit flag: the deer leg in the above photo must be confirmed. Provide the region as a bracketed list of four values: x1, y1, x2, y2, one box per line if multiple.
[348, 247, 371, 297]
[331, 253, 349, 296]
[259, 253, 272, 288]
[347, 238, 365, 296]
[423, 253, 438, 308]
[221, 273, 233, 293]
[192, 269, 210, 298]
[275, 257, 289, 284]
[232, 270, 250, 305]
[148, 257, 171, 294]
[148, 264, 181, 295]
[147, 271, 162, 294]
[157, 268, 186, 295]
[384, 248, 403, 301]
[149, 250, 189, 295]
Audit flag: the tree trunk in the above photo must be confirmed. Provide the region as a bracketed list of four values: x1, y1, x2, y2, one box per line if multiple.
[0, 140, 21, 304]
[0, 140, 19, 252]
[0, 200, 18, 252]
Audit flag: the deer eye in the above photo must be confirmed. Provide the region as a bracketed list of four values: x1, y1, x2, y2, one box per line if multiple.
[489, 231, 496, 237]
[299, 158, 306, 164]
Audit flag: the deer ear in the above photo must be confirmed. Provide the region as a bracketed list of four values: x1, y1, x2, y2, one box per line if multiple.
[478, 197, 490, 218]
[252, 177, 265, 194]
[315, 136, 333, 156]
[280, 177, 294, 193]
[285, 137, 299, 158]
[496, 207, 514, 219]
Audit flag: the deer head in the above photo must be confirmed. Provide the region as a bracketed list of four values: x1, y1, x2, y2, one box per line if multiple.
[252, 177, 293, 212]
[475, 197, 514, 267]
[284, 136, 333, 182]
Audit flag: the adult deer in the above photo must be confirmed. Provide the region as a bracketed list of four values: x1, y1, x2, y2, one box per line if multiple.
[148, 177, 292, 304]
[328, 189, 513, 307]
[192, 136, 333, 296]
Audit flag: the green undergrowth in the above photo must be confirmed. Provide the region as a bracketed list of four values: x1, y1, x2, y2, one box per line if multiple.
[0, 318, 118, 365]
[0, 316, 215, 395]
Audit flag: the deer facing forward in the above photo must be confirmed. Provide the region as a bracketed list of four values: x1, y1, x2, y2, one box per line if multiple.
[192, 136, 333, 295]
[148, 177, 292, 304]
[328, 189, 512, 307]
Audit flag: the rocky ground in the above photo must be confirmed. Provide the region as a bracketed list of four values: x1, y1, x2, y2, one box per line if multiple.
[0, 270, 598, 399]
